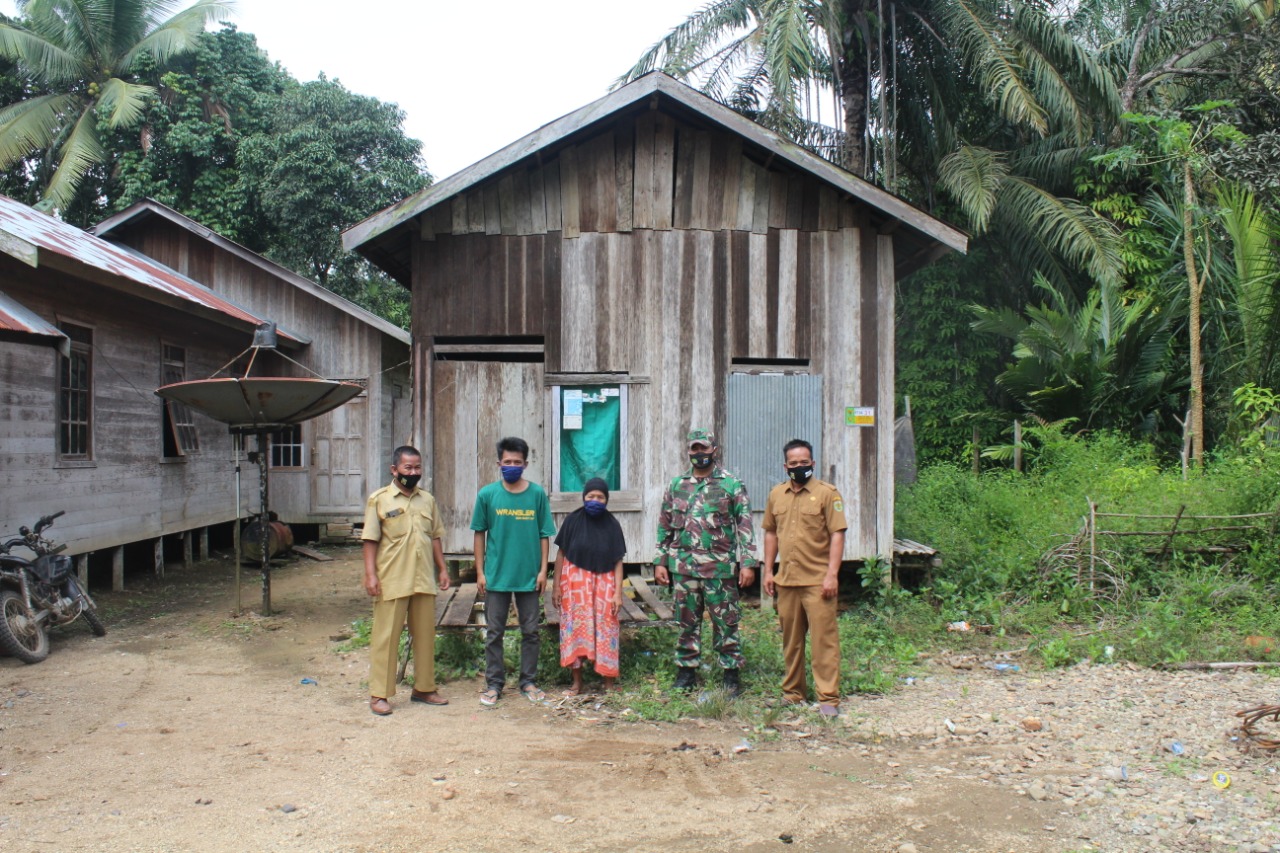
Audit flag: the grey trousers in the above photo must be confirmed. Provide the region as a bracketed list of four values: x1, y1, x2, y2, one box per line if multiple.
[484, 590, 541, 691]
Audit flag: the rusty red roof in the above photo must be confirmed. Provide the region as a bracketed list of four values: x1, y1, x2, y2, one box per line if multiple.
[0, 287, 64, 340]
[0, 194, 301, 343]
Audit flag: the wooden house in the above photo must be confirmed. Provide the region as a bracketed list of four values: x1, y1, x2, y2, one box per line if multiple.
[93, 199, 412, 526]
[0, 195, 408, 589]
[344, 73, 966, 564]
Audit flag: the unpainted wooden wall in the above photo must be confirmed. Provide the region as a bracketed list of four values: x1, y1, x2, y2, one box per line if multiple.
[411, 110, 896, 559]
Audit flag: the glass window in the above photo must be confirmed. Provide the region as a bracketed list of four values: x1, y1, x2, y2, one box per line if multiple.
[58, 323, 92, 460]
[161, 344, 199, 457]
[271, 424, 305, 468]
[552, 385, 626, 492]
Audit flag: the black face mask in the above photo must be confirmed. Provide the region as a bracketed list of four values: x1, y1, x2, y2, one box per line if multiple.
[786, 465, 814, 485]
[689, 453, 714, 469]
[396, 473, 421, 490]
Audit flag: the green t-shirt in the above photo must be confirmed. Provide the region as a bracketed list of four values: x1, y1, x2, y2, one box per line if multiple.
[470, 480, 556, 592]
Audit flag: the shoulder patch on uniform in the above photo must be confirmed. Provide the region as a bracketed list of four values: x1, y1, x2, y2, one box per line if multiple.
[832, 499, 843, 513]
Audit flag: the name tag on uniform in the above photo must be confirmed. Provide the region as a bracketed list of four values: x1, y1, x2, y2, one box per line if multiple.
[384, 509, 403, 519]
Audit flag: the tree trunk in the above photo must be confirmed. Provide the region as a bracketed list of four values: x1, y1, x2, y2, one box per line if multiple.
[1184, 160, 1205, 467]
[837, 0, 870, 176]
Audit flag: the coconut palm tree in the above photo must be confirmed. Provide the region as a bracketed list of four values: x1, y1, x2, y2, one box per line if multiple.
[621, 0, 1127, 286]
[0, 0, 233, 212]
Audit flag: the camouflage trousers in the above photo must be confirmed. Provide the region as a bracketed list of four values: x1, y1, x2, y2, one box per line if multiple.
[672, 576, 744, 670]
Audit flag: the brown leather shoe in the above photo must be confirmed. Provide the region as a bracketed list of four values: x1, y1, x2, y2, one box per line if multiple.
[369, 697, 392, 716]
[410, 690, 448, 706]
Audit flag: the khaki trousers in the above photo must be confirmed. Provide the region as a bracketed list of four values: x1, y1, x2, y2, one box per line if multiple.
[776, 584, 841, 705]
[369, 593, 436, 699]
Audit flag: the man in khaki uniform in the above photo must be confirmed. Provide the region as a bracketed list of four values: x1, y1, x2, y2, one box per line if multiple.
[362, 445, 451, 716]
[761, 439, 848, 717]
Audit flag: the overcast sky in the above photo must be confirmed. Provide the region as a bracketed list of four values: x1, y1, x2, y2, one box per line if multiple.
[2, 0, 703, 179]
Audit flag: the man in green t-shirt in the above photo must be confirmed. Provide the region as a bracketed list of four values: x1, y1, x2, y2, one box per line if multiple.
[471, 436, 556, 706]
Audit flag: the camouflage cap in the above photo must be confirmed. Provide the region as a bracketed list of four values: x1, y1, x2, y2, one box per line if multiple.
[687, 428, 717, 447]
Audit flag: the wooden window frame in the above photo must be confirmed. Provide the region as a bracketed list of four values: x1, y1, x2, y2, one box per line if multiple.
[57, 322, 93, 462]
[549, 381, 641, 512]
[270, 424, 307, 470]
[161, 343, 199, 458]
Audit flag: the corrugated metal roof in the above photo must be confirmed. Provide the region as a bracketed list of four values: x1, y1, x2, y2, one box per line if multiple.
[0, 194, 300, 342]
[0, 287, 65, 339]
[93, 199, 410, 346]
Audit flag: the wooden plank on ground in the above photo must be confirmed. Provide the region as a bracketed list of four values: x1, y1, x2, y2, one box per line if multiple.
[617, 590, 646, 623]
[627, 573, 673, 621]
[434, 586, 457, 623]
[441, 583, 480, 627]
[292, 544, 333, 562]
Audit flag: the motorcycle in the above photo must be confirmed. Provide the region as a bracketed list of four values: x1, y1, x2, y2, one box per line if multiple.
[0, 511, 106, 663]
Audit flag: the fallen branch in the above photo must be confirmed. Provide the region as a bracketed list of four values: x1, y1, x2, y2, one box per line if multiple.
[1159, 661, 1280, 671]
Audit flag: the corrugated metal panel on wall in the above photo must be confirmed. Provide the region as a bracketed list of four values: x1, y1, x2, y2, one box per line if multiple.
[724, 372, 823, 508]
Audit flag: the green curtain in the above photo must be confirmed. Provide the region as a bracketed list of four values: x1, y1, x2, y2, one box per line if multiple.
[560, 386, 620, 491]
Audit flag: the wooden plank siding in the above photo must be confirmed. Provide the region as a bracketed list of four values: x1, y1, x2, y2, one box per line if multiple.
[108, 218, 408, 526]
[409, 110, 897, 561]
[0, 255, 260, 558]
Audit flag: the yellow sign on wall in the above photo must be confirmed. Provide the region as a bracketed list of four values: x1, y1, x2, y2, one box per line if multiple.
[846, 407, 875, 427]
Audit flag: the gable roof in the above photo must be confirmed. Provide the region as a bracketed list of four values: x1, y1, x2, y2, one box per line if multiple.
[0, 194, 305, 347]
[92, 199, 410, 346]
[343, 72, 967, 282]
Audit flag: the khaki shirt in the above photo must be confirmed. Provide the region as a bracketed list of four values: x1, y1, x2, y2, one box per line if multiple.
[361, 481, 446, 601]
[761, 479, 848, 586]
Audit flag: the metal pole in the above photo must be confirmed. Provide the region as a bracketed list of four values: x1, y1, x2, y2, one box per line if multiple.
[258, 431, 271, 615]
[233, 432, 242, 615]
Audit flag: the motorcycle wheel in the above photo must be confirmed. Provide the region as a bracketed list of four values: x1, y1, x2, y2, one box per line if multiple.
[0, 589, 50, 664]
[81, 606, 107, 637]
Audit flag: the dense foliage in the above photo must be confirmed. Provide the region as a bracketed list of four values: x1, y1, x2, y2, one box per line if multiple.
[897, 427, 1280, 666]
[0, 20, 427, 326]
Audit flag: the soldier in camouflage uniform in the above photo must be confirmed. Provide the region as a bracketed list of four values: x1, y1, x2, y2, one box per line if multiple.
[654, 428, 757, 696]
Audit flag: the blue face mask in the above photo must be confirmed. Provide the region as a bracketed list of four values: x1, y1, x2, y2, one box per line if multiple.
[500, 464, 524, 484]
[583, 500, 607, 517]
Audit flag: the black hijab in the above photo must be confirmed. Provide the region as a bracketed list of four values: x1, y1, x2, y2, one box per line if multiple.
[555, 478, 627, 573]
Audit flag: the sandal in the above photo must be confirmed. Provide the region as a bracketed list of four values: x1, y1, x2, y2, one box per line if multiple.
[521, 684, 546, 703]
[479, 688, 499, 707]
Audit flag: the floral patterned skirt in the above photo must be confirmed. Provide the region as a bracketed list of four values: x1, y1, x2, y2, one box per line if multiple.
[558, 558, 620, 677]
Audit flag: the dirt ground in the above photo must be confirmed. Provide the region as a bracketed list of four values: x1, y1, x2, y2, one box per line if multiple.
[1, 546, 1277, 853]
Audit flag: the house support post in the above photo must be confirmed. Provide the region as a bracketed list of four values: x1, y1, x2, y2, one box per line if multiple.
[75, 553, 89, 587]
[112, 546, 124, 591]
[183, 531, 193, 571]
[198, 527, 209, 560]
[153, 538, 163, 578]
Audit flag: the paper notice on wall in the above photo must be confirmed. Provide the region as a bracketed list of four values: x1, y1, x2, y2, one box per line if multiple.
[563, 389, 583, 430]
[602, 387, 619, 397]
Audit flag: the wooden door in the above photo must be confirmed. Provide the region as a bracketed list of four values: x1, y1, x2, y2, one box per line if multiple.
[431, 360, 545, 553]
[311, 396, 367, 514]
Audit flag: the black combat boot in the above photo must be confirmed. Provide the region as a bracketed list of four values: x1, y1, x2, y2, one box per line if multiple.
[672, 667, 698, 692]
[722, 668, 742, 698]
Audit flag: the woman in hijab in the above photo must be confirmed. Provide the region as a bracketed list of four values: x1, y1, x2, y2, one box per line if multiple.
[550, 477, 627, 694]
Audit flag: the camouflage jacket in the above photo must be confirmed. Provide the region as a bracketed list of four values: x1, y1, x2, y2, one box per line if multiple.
[653, 466, 758, 578]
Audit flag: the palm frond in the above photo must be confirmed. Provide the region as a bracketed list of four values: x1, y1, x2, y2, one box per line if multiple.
[42, 103, 103, 211]
[937, 0, 1048, 136]
[615, 0, 756, 87]
[0, 21, 87, 85]
[120, 0, 234, 71]
[95, 76, 154, 127]
[0, 91, 79, 168]
[938, 144, 1008, 232]
[997, 175, 1124, 286]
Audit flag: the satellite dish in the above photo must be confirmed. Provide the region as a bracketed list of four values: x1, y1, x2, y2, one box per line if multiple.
[155, 377, 364, 432]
